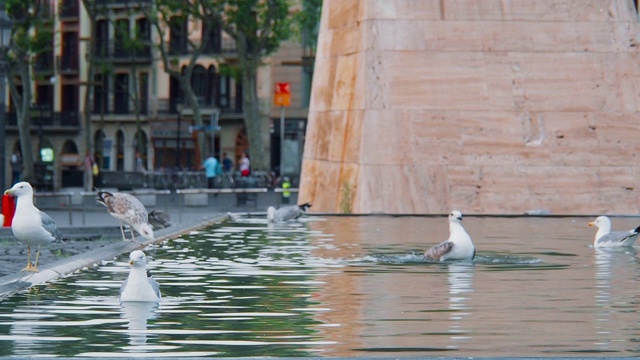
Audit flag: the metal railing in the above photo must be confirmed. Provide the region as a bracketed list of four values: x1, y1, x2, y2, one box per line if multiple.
[33, 191, 74, 225]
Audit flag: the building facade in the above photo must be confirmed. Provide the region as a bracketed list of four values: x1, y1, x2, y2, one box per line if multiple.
[4, 0, 311, 190]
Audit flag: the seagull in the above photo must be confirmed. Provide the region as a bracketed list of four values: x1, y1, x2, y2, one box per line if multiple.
[267, 203, 312, 223]
[4, 182, 64, 272]
[119, 250, 161, 302]
[424, 210, 476, 262]
[96, 190, 154, 242]
[588, 216, 640, 248]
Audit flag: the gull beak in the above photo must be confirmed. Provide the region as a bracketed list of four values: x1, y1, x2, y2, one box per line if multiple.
[4, 189, 12, 195]
[129, 260, 134, 265]
[588, 221, 595, 227]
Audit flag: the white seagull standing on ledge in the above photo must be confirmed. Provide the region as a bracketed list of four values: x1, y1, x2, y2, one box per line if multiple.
[588, 216, 640, 248]
[424, 210, 476, 262]
[120, 250, 161, 302]
[4, 182, 64, 272]
[96, 190, 154, 242]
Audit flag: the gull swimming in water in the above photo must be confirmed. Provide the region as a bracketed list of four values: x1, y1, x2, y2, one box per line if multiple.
[267, 203, 312, 223]
[424, 210, 476, 262]
[96, 190, 154, 242]
[588, 216, 640, 248]
[4, 182, 64, 272]
[119, 250, 161, 302]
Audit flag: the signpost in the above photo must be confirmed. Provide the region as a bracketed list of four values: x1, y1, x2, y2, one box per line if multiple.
[274, 82, 291, 177]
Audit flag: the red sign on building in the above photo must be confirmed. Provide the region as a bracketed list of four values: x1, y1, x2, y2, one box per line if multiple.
[274, 82, 291, 107]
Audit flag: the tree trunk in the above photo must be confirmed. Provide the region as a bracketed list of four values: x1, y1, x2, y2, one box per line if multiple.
[11, 60, 34, 183]
[241, 63, 268, 171]
[180, 76, 207, 163]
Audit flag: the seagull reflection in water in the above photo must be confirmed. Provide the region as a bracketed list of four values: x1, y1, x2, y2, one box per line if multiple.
[120, 301, 160, 347]
[447, 262, 475, 346]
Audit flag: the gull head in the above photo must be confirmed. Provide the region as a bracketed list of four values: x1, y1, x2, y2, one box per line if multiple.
[588, 216, 611, 231]
[129, 250, 148, 268]
[134, 223, 155, 241]
[448, 210, 463, 223]
[4, 181, 34, 198]
[267, 206, 277, 222]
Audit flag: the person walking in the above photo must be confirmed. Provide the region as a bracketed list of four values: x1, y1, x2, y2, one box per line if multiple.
[222, 152, 233, 173]
[84, 151, 96, 191]
[239, 152, 250, 177]
[202, 153, 221, 188]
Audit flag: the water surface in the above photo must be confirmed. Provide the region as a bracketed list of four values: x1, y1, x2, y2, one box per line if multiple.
[1, 215, 640, 357]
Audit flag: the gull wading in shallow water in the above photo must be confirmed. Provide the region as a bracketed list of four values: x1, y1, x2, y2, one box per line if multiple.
[267, 203, 312, 223]
[120, 250, 161, 302]
[424, 210, 476, 262]
[4, 182, 64, 272]
[588, 215, 640, 248]
[96, 190, 154, 242]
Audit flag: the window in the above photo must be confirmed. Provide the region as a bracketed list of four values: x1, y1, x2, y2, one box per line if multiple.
[169, 16, 187, 54]
[114, 73, 129, 114]
[93, 73, 109, 114]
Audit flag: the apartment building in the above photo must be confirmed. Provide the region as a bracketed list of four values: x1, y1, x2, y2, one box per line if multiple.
[4, 0, 311, 190]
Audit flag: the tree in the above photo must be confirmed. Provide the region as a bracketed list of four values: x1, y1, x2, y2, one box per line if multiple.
[144, 0, 219, 164]
[217, 0, 293, 171]
[6, 0, 52, 183]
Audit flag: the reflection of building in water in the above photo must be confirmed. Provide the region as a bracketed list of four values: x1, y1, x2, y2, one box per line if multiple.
[120, 302, 160, 347]
[447, 262, 474, 347]
[307, 217, 367, 356]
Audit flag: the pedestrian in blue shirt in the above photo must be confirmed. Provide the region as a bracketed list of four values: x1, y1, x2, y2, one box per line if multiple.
[202, 154, 221, 188]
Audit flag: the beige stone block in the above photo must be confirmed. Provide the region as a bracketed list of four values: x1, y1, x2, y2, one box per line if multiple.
[332, 53, 364, 110]
[366, 20, 426, 51]
[442, 1, 620, 22]
[360, 109, 409, 166]
[330, 23, 362, 56]
[362, 0, 442, 20]
[327, 0, 362, 30]
[388, 52, 489, 111]
[309, 59, 335, 112]
[325, 110, 362, 163]
[504, 53, 607, 112]
[363, 51, 392, 109]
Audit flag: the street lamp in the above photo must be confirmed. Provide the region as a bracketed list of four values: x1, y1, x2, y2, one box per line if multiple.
[175, 103, 183, 169]
[0, 5, 11, 190]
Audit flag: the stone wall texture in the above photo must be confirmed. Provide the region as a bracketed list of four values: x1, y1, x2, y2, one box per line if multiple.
[299, 0, 640, 215]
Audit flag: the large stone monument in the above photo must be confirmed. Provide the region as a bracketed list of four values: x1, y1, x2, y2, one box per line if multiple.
[299, 0, 640, 215]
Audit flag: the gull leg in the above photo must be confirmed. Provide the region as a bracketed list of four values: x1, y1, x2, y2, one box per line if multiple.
[120, 223, 127, 242]
[21, 245, 36, 272]
[129, 227, 136, 242]
[32, 248, 41, 272]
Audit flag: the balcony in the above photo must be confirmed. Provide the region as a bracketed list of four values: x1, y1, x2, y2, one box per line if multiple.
[59, 0, 79, 20]
[158, 97, 242, 116]
[34, 53, 54, 74]
[57, 54, 79, 74]
[7, 109, 81, 128]
[169, 37, 238, 57]
[95, 40, 152, 63]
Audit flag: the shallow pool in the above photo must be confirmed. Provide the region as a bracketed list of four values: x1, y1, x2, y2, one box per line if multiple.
[1, 215, 640, 357]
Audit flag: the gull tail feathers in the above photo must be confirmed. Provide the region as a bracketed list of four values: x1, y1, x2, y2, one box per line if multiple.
[298, 203, 312, 212]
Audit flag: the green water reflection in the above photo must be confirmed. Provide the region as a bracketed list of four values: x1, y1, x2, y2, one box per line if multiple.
[0, 220, 332, 357]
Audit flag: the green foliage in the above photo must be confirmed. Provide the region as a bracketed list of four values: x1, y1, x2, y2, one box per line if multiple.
[224, 0, 293, 59]
[6, 0, 52, 56]
[292, 0, 322, 47]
